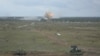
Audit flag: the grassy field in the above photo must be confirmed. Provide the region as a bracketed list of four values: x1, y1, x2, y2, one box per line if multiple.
[0, 21, 100, 56]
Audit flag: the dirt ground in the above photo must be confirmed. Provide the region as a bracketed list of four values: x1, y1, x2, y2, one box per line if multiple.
[0, 51, 100, 56]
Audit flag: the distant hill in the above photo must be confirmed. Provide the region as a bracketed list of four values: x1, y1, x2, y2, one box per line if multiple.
[0, 17, 100, 22]
[0, 17, 23, 21]
[51, 17, 100, 22]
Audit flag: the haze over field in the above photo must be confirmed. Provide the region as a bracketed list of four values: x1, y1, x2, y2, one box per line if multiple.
[0, 0, 100, 56]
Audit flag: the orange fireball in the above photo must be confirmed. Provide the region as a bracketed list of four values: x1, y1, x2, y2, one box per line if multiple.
[45, 11, 54, 19]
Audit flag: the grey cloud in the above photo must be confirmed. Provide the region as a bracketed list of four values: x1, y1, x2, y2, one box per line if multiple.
[0, 0, 100, 17]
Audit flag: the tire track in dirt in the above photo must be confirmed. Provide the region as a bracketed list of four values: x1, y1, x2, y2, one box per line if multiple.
[33, 30, 67, 46]
[46, 33, 67, 46]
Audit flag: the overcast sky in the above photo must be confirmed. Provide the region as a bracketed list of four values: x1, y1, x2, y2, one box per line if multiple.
[0, 0, 100, 17]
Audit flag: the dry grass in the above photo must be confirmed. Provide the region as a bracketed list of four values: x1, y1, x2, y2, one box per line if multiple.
[0, 21, 100, 56]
